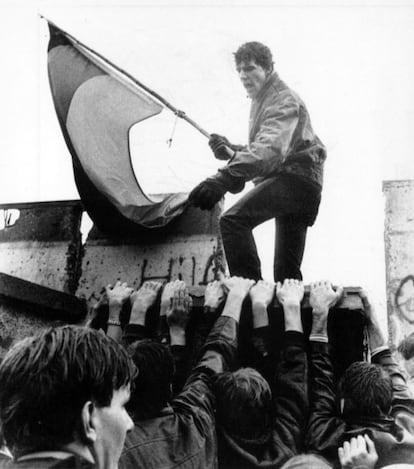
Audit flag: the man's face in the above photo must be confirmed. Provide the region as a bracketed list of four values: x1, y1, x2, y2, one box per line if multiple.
[236, 60, 269, 99]
[92, 385, 134, 469]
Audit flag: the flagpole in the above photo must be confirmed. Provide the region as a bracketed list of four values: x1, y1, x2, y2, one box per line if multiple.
[41, 15, 211, 139]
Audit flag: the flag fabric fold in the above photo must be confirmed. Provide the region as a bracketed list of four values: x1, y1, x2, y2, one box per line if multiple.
[47, 23, 189, 234]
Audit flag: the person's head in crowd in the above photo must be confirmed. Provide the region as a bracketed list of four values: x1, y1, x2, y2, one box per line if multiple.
[0, 325, 136, 468]
[280, 454, 332, 469]
[214, 367, 273, 440]
[126, 339, 174, 420]
[339, 361, 393, 418]
[397, 332, 414, 379]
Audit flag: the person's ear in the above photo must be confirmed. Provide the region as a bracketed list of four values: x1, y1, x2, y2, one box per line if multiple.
[81, 401, 97, 444]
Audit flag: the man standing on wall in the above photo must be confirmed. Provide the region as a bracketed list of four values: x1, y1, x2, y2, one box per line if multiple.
[189, 41, 326, 281]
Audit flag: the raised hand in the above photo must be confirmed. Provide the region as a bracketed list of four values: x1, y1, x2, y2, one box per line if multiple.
[309, 280, 343, 338]
[359, 290, 386, 351]
[338, 435, 378, 469]
[105, 280, 133, 341]
[105, 281, 134, 308]
[276, 278, 304, 307]
[250, 280, 275, 307]
[204, 280, 226, 310]
[167, 288, 193, 331]
[221, 276, 255, 322]
[227, 276, 255, 300]
[276, 279, 304, 332]
[208, 133, 235, 161]
[309, 280, 343, 313]
[130, 281, 163, 324]
[167, 287, 193, 346]
[250, 280, 275, 328]
[160, 280, 186, 317]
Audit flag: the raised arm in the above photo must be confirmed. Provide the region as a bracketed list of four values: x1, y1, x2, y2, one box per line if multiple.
[173, 277, 254, 416]
[249, 280, 275, 379]
[306, 280, 345, 458]
[187, 280, 227, 370]
[272, 278, 307, 452]
[361, 291, 414, 415]
[105, 280, 133, 342]
[158, 280, 186, 344]
[122, 281, 162, 345]
[166, 285, 192, 394]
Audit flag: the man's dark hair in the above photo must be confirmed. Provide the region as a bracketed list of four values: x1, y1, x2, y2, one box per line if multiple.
[0, 325, 136, 457]
[234, 42, 274, 72]
[214, 367, 272, 440]
[126, 340, 174, 420]
[339, 361, 393, 417]
[397, 333, 414, 360]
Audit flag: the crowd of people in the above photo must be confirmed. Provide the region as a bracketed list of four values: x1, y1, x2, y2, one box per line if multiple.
[0, 275, 413, 469]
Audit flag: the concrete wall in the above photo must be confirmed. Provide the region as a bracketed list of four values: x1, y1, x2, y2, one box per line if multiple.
[0, 199, 223, 344]
[383, 180, 414, 348]
[0, 201, 83, 294]
[77, 203, 224, 305]
[0, 198, 366, 365]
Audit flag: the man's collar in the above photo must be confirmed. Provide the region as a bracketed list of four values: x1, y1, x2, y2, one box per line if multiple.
[254, 71, 280, 102]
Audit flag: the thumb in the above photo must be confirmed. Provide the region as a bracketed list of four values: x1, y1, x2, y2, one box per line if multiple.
[335, 285, 344, 302]
[217, 271, 226, 282]
[364, 434, 377, 455]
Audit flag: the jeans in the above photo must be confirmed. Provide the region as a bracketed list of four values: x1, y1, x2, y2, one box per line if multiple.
[220, 175, 321, 282]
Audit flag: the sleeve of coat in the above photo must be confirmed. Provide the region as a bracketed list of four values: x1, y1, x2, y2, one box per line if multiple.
[372, 349, 414, 418]
[171, 316, 238, 431]
[272, 331, 308, 452]
[306, 341, 346, 460]
[224, 93, 300, 181]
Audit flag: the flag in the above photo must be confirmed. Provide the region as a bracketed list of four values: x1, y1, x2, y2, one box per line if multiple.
[47, 22, 189, 234]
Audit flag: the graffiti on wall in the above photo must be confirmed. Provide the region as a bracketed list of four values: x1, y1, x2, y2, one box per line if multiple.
[391, 275, 414, 394]
[395, 275, 414, 324]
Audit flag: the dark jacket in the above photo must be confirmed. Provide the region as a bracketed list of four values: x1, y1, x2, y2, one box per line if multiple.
[223, 72, 326, 190]
[307, 342, 414, 467]
[217, 331, 308, 468]
[119, 316, 238, 469]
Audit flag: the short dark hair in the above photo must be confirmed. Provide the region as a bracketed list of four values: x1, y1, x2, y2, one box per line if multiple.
[397, 333, 414, 360]
[234, 42, 274, 72]
[214, 367, 272, 439]
[127, 340, 174, 420]
[280, 454, 332, 469]
[0, 325, 136, 456]
[339, 361, 392, 417]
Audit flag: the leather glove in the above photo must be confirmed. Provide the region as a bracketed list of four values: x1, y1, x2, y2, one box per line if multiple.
[189, 179, 225, 210]
[209, 134, 236, 161]
[189, 170, 246, 210]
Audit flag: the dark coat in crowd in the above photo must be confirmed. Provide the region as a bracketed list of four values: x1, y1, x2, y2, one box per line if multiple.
[217, 331, 308, 468]
[119, 316, 238, 469]
[307, 342, 414, 467]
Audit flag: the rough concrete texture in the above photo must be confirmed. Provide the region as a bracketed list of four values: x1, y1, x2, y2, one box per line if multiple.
[383, 180, 414, 348]
[0, 301, 65, 359]
[0, 201, 83, 294]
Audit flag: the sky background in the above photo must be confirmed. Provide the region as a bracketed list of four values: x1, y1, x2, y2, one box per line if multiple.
[1, 0, 414, 319]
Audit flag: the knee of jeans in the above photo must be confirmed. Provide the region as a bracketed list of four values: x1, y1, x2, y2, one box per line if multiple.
[220, 211, 250, 233]
[219, 212, 232, 232]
